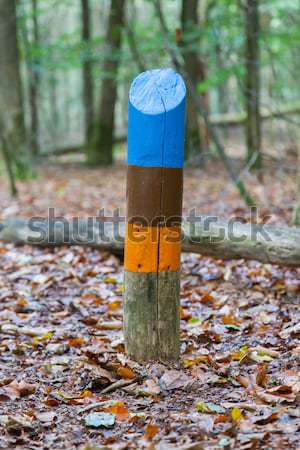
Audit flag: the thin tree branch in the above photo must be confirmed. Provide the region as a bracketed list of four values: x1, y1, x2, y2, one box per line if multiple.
[153, 0, 255, 206]
[125, 8, 146, 72]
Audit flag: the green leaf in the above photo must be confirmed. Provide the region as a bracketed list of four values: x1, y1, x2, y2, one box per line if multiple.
[188, 317, 201, 326]
[195, 401, 225, 414]
[225, 324, 240, 331]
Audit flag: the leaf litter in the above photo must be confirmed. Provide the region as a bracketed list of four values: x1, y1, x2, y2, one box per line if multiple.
[0, 163, 300, 448]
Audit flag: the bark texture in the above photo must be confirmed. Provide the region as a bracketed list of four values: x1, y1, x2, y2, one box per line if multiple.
[29, 0, 40, 156]
[292, 138, 300, 226]
[87, 0, 125, 166]
[81, 0, 94, 146]
[215, 40, 228, 115]
[2, 217, 300, 267]
[245, 0, 261, 170]
[0, 0, 30, 179]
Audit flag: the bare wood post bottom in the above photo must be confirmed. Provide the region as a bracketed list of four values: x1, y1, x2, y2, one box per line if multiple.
[157, 271, 180, 361]
[124, 271, 180, 362]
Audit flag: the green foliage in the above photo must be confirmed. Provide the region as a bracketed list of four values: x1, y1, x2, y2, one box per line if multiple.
[14, 0, 300, 154]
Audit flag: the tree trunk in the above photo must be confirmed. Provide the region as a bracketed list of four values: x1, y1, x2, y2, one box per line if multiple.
[125, 21, 145, 72]
[0, 121, 18, 197]
[181, 0, 204, 163]
[81, 0, 94, 146]
[245, 0, 262, 170]
[2, 216, 300, 268]
[0, 0, 31, 179]
[29, 0, 40, 156]
[87, 0, 125, 166]
[49, 75, 59, 133]
[215, 41, 228, 115]
[292, 137, 300, 226]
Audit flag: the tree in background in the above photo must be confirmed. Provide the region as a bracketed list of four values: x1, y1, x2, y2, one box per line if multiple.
[19, 0, 40, 156]
[245, 0, 262, 170]
[0, 0, 31, 180]
[81, 0, 94, 147]
[292, 136, 300, 226]
[87, 0, 125, 166]
[29, 0, 40, 156]
[180, 0, 205, 163]
[214, 33, 228, 115]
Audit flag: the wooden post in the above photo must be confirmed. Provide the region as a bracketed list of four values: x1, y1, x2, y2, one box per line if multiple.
[124, 68, 186, 362]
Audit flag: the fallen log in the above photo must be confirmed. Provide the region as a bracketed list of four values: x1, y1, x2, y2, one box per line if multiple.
[1, 216, 300, 267]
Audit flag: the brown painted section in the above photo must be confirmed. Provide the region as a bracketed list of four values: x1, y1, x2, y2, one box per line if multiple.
[127, 166, 183, 226]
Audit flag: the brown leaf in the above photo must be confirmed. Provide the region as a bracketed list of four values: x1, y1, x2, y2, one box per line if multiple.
[138, 379, 161, 397]
[44, 398, 60, 407]
[280, 321, 300, 338]
[159, 370, 192, 391]
[256, 364, 268, 387]
[144, 423, 159, 440]
[0, 380, 36, 400]
[69, 337, 86, 347]
[84, 362, 116, 383]
[116, 366, 136, 380]
[266, 385, 294, 397]
[254, 411, 279, 425]
[17, 380, 37, 397]
[104, 402, 129, 421]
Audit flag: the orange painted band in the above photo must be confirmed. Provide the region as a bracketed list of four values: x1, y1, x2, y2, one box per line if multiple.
[124, 223, 181, 273]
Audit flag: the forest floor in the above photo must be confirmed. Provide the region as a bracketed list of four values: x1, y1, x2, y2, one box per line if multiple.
[1, 155, 300, 449]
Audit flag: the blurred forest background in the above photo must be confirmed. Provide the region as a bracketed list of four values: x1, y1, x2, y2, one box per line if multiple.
[0, 0, 300, 210]
[2, 3, 300, 447]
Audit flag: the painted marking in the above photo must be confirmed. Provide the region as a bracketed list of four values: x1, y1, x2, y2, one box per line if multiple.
[124, 224, 181, 273]
[128, 68, 186, 168]
[126, 165, 183, 223]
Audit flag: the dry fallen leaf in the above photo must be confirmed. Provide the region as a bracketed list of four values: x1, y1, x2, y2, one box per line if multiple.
[144, 423, 159, 440]
[103, 401, 129, 421]
[280, 321, 300, 339]
[256, 363, 268, 387]
[35, 411, 56, 423]
[116, 366, 136, 379]
[159, 370, 192, 391]
[0, 380, 36, 400]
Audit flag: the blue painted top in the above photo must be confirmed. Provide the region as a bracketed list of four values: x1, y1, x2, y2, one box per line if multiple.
[127, 68, 186, 168]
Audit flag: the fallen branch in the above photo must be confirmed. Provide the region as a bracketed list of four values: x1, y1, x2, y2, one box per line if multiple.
[79, 400, 122, 414]
[1, 217, 300, 267]
[100, 379, 134, 394]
